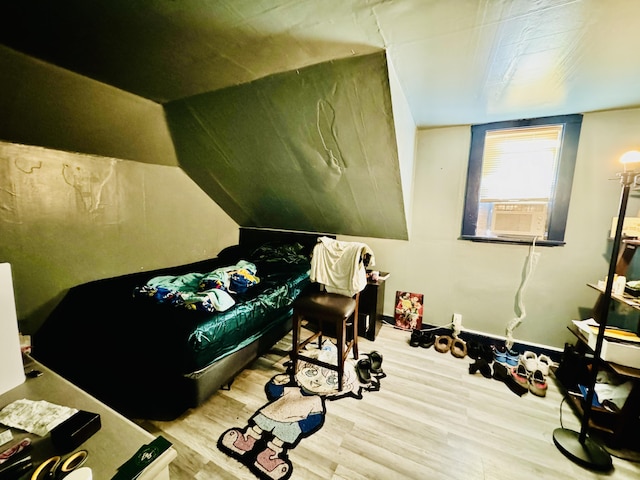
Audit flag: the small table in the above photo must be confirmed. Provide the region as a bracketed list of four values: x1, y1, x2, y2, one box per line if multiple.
[358, 272, 389, 341]
[0, 355, 176, 478]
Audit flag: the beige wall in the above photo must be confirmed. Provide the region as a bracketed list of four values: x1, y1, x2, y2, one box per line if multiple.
[0, 142, 238, 334]
[343, 107, 640, 349]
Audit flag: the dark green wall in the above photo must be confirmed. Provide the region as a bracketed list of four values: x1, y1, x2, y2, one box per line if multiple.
[165, 52, 408, 240]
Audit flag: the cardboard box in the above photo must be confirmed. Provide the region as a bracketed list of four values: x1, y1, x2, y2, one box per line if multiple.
[586, 330, 640, 369]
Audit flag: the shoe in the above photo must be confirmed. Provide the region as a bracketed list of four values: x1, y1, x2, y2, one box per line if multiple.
[521, 351, 538, 373]
[420, 332, 435, 349]
[451, 338, 467, 358]
[467, 341, 481, 360]
[493, 362, 528, 396]
[364, 351, 383, 373]
[409, 329, 422, 347]
[356, 358, 372, 383]
[469, 358, 492, 378]
[434, 335, 453, 353]
[220, 428, 259, 455]
[505, 348, 519, 366]
[479, 344, 494, 363]
[493, 345, 507, 364]
[537, 354, 552, 377]
[254, 445, 291, 480]
[511, 364, 530, 389]
[529, 369, 548, 397]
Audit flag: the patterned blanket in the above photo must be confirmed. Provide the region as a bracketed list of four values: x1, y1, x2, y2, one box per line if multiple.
[133, 260, 260, 312]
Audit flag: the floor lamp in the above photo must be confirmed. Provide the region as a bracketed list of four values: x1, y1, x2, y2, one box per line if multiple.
[553, 150, 640, 470]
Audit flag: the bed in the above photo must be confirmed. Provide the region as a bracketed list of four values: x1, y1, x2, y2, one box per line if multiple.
[32, 228, 325, 420]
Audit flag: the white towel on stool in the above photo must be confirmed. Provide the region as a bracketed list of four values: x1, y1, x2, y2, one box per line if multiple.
[310, 237, 375, 297]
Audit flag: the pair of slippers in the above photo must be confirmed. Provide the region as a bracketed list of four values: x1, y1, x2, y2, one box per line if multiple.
[434, 335, 467, 358]
[356, 351, 383, 384]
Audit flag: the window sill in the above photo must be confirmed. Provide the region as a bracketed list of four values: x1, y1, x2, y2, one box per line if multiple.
[459, 235, 565, 247]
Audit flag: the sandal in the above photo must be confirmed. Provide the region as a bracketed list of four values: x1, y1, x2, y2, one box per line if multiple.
[364, 351, 383, 373]
[434, 335, 452, 353]
[450, 338, 467, 358]
[356, 358, 372, 383]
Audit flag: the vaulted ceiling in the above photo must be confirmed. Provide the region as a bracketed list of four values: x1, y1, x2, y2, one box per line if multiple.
[1, 0, 640, 240]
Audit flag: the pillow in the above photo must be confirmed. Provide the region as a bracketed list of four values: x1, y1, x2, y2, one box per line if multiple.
[216, 244, 246, 262]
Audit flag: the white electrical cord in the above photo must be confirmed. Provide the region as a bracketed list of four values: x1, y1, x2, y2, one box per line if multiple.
[505, 238, 541, 349]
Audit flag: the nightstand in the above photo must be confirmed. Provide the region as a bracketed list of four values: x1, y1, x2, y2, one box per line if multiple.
[358, 272, 389, 341]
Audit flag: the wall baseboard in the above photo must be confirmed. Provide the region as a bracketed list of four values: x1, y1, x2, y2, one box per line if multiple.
[381, 316, 562, 363]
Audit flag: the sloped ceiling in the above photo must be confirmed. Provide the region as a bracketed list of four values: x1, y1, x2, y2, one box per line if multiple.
[2, 0, 640, 125]
[166, 52, 407, 239]
[2, 0, 640, 239]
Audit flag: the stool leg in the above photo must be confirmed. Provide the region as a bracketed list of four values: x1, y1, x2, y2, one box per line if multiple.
[291, 309, 301, 374]
[352, 302, 359, 360]
[352, 317, 358, 360]
[336, 317, 345, 391]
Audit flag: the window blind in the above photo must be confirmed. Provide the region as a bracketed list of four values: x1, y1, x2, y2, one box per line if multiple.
[479, 125, 563, 201]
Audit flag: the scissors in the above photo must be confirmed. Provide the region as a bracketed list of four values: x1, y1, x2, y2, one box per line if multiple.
[30, 450, 88, 480]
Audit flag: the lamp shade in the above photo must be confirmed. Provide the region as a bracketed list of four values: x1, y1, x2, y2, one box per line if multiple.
[620, 150, 640, 166]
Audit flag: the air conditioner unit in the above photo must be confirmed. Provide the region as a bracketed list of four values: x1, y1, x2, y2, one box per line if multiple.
[491, 202, 548, 237]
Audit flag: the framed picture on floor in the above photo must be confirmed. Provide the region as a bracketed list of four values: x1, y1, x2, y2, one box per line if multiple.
[394, 291, 423, 330]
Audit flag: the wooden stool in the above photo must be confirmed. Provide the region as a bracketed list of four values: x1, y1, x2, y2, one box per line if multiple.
[291, 291, 359, 390]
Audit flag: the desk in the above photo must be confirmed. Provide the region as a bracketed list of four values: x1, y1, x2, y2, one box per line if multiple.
[0, 356, 176, 479]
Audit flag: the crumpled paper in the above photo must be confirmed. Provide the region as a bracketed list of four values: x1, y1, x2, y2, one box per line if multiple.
[0, 399, 77, 436]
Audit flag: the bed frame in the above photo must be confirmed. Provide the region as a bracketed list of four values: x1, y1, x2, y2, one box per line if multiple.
[184, 228, 333, 412]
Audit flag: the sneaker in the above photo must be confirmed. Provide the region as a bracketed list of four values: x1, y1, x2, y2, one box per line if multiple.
[521, 351, 538, 373]
[537, 354, 552, 377]
[505, 348, 519, 367]
[493, 345, 507, 364]
[529, 369, 548, 397]
[511, 364, 530, 389]
[420, 332, 436, 349]
[409, 329, 422, 347]
[220, 428, 258, 455]
[254, 446, 291, 480]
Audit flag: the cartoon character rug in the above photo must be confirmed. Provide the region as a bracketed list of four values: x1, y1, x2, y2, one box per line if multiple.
[218, 343, 385, 480]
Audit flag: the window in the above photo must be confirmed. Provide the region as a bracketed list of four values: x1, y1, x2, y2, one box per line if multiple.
[461, 114, 583, 246]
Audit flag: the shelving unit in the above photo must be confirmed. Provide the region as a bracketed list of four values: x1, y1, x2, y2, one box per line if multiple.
[565, 324, 640, 445]
[562, 238, 640, 448]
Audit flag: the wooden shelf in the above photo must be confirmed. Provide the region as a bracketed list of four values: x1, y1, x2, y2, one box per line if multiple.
[565, 391, 616, 435]
[587, 283, 640, 311]
[567, 324, 640, 379]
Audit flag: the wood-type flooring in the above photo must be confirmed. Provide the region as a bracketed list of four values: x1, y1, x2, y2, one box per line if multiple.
[135, 324, 640, 479]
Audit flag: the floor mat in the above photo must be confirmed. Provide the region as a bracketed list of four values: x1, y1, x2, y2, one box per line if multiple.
[217, 344, 385, 480]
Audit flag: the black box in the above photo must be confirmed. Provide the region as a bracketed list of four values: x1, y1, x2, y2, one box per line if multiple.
[51, 410, 101, 453]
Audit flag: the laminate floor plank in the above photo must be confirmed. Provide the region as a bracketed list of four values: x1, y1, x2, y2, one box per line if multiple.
[136, 324, 640, 479]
